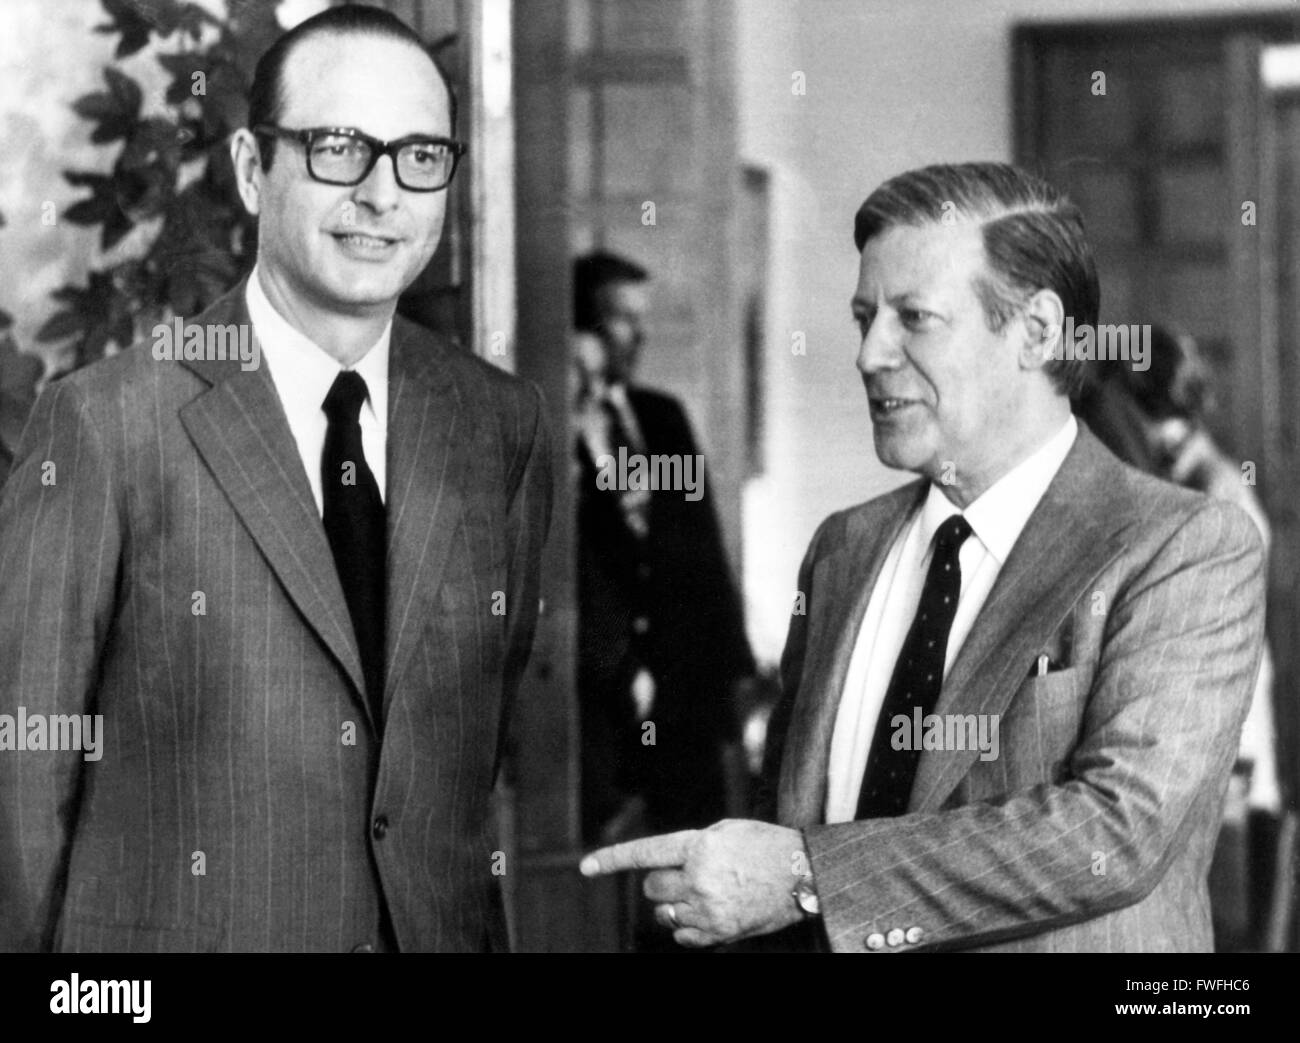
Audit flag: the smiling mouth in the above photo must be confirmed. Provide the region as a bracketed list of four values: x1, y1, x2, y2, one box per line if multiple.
[869, 396, 920, 414]
[331, 232, 399, 248]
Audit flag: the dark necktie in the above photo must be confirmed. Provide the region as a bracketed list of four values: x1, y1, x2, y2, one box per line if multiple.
[322, 371, 386, 729]
[856, 513, 973, 818]
[601, 395, 644, 456]
[600, 397, 650, 540]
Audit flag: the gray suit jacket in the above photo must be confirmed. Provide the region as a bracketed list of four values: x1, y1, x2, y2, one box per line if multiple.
[0, 283, 552, 952]
[763, 425, 1265, 952]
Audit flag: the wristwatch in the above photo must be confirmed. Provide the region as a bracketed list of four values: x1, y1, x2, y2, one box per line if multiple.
[792, 873, 820, 918]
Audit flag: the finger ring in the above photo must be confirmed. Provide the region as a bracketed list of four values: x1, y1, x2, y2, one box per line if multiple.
[664, 904, 679, 928]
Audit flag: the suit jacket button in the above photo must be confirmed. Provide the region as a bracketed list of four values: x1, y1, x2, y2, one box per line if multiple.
[351, 943, 375, 953]
[372, 815, 389, 840]
[886, 928, 905, 947]
[905, 926, 923, 944]
[865, 932, 885, 951]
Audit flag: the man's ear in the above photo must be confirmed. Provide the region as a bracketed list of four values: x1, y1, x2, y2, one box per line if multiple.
[1018, 288, 1066, 371]
[229, 128, 263, 217]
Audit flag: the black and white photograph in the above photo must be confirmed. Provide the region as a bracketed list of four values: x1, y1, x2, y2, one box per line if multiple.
[0, 0, 1296, 1015]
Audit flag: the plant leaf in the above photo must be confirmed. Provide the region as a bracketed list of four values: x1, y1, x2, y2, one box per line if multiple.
[96, 0, 154, 58]
[36, 309, 86, 343]
[61, 173, 117, 226]
[72, 67, 143, 142]
[100, 206, 135, 251]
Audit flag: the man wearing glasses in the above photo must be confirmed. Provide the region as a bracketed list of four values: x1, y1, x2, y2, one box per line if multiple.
[0, 5, 552, 952]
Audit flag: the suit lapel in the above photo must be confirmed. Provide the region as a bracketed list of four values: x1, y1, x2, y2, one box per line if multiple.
[909, 426, 1135, 811]
[177, 283, 369, 716]
[382, 321, 468, 710]
[779, 481, 925, 827]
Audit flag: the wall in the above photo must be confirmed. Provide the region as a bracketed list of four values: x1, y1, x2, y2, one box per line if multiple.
[0, 0, 143, 375]
[735, 0, 1298, 664]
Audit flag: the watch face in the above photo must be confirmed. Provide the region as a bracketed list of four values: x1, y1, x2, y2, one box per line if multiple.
[794, 878, 820, 916]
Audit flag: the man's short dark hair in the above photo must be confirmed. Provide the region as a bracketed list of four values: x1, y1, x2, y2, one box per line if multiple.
[248, 4, 458, 171]
[853, 162, 1100, 399]
[1110, 325, 1212, 422]
[573, 251, 649, 333]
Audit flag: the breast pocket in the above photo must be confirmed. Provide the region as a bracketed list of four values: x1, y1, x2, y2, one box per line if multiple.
[995, 666, 1091, 787]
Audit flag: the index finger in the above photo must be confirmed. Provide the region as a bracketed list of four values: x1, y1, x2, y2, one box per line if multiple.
[579, 830, 697, 876]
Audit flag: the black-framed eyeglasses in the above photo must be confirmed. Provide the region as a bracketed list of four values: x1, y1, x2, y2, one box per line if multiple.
[254, 124, 467, 192]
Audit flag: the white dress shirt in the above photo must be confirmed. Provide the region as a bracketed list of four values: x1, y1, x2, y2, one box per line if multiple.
[824, 415, 1079, 823]
[575, 380, 646, 462]
[245, 265, 390, 515]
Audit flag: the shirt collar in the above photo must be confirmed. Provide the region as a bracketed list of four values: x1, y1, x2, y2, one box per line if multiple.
[245, 264, 390, 428]
[919, 414, 1078, 565]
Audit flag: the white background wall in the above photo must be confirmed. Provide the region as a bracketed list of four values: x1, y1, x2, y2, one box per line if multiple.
[735, 0, 1297, 664]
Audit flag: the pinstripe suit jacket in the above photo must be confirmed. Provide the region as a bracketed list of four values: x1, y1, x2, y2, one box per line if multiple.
[762, 425, 1265, 952]
[0, 283, 552, 952]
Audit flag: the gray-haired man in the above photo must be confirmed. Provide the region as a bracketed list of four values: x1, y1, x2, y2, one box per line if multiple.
[582, 162, 1264, 954]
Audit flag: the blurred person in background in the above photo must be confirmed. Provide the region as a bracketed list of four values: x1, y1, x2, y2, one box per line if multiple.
[572, 251, 755, 851]
[1077, 325, 1281, 949]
